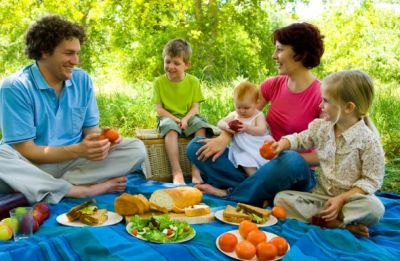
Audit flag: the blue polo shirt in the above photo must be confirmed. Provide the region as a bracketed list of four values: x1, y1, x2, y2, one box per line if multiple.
[0, 63, 99, 146]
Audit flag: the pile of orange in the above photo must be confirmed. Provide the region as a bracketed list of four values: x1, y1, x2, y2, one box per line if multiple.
[218, 220, 289, 260]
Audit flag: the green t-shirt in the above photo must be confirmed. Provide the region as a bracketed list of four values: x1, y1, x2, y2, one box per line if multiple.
[153, 73, 204, 118]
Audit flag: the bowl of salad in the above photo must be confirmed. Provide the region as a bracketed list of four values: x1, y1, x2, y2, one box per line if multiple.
[126, 215, 196, 243]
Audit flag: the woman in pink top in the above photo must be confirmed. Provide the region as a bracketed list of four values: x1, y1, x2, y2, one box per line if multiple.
[186, 22, 324, 206]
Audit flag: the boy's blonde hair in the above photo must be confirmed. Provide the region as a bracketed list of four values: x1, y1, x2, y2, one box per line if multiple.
[162, 38, 192, 64]
[234, 81, 259, 103]
[323, 70, 379, 137]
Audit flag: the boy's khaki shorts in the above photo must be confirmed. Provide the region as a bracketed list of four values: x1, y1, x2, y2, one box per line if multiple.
[157, 115, 214, 137]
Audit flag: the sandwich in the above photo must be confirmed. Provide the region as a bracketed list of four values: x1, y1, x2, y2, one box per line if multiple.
[236, 203, 271, 224]
[66, 199, 108, 226]
[222, 203, 271, 224]
[222, 205, 252, 223]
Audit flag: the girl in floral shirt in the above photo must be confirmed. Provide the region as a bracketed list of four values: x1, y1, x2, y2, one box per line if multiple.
[273, 70, 385, 237]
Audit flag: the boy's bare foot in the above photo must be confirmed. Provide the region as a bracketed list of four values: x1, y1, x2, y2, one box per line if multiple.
[346, 224, 370, 237]
[172, 173, 186, 185]
[192, 174, 204, 184]
[67, 176, 127, 198]
[195, 183, 227, 197]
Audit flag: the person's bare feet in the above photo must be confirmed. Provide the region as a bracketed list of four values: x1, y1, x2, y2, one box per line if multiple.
[195, 183, 227, 197]
[346, 223, 369, 237]
[191, 172, 204, 184]
[172, 172, 186, 185]
[67, 176, 127, 198]
[325, 219, 370, 238]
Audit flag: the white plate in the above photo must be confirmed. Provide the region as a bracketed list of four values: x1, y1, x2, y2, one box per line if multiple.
[56, 211, 122, 227]
[126, 222, 196, 243]
[214, 209, 278, 227]
[216, 229, 290, 261]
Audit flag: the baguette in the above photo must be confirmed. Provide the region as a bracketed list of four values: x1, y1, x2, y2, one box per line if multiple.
[149, 187, 202, 211]
[149, 202, 169, 213]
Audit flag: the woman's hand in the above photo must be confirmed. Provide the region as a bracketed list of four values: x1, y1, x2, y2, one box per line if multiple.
[196, 133, 231, 161]
[320, 195, 345, 222]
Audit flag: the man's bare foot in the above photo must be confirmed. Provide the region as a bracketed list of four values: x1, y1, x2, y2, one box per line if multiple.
[346, 224, 369, 237]
[195, 183, 227, 197]
[173, 173, 186, 185]
[67, 176, 127, 198]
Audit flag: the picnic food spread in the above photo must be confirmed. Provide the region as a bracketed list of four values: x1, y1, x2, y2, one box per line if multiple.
[66, 199, 108, 226]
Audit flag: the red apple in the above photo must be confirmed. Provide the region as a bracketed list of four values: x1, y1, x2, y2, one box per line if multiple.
[32, 209, 45, 225]
[228, 120, 243, 132]
[33, 202, 50, 220]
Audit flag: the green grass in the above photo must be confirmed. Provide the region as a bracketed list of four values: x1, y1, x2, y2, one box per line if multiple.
[95, 79, 400, 194]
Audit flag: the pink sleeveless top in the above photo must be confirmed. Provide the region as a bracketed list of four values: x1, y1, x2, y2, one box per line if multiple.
[260, 75, 322, 141]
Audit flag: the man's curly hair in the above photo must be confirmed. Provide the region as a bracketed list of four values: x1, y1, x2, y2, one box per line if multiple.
[25, 15, 86, 60]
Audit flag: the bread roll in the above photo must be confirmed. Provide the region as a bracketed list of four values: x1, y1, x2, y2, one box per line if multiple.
[114, 193, 139, 216]
[149, 187, 202, 211]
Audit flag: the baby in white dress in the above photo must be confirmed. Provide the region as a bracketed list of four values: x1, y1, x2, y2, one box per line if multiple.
[217, 81, 272, 176]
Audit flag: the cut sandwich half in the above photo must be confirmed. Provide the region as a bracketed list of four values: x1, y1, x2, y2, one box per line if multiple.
[236, 203, 271, 224]
[66, 199, 96, 222]
[79, 209, 108, 226]
[65, 199, 108, 226]
[222, 205, 252, 223]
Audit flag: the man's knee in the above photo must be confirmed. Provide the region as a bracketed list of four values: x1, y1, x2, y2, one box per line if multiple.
[121, 138, 147, 164]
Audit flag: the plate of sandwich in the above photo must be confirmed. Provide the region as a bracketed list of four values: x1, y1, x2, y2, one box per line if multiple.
[215, 203, 277, 227]
[57, 199, 123, 227]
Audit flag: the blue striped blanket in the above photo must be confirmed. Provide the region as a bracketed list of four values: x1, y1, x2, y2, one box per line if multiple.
[1, 173, 399, 260]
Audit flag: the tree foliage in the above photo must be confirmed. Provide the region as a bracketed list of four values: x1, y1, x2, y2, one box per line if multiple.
[0, 0, 399, 84]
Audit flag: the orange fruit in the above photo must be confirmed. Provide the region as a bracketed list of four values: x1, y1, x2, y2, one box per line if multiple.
[272, 205, 287, 219]
[235, 240, 256, 260]
[104, 129, 120, 142]
[247, 229, 267, 246]
[218, 232, 238, 252]
[256, 242, 278, 261]
[238, 220, 259, 239]
[270, 236, 288, 256]
[259, 140, 276, 160]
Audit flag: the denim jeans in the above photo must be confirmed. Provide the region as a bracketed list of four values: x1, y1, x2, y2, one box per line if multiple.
[186, 137, 316, 206]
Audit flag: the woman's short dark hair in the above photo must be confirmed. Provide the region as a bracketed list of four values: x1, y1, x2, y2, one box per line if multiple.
[273, 22, 324, 68]
[25, 15, 86, 60]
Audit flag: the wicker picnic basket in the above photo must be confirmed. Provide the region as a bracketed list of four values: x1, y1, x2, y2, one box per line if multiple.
[135, 129, 193, 181]
[135, 127, 220, 182]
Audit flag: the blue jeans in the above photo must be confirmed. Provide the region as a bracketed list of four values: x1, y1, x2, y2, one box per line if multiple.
[186, 137, 316, 206]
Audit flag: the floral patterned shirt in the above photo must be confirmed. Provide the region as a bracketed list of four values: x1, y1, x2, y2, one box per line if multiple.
[284, 119, 384, 196]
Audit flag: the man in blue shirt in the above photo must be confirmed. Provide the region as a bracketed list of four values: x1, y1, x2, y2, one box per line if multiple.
[0, 15, 146, 204]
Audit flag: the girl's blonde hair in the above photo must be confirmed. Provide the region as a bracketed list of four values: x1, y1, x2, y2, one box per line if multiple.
[234, 81, 259, 103]
[323, 70, 379, 137]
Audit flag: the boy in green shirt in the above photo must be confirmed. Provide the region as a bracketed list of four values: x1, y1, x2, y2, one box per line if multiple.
[153, 39, 213, 184]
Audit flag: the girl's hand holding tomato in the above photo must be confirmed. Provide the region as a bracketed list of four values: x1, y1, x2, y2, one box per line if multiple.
[259, 139, 278, 160]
